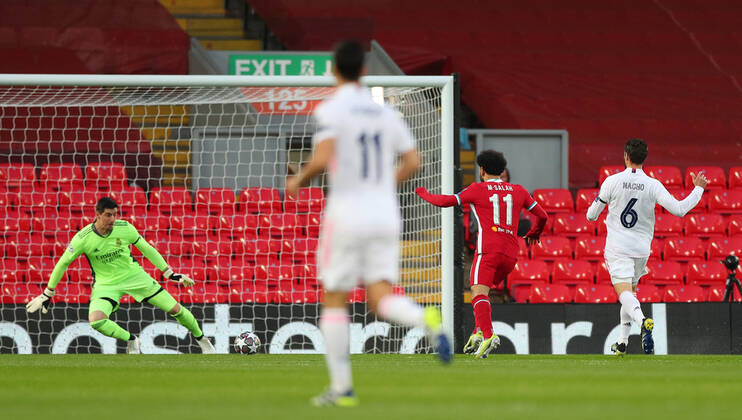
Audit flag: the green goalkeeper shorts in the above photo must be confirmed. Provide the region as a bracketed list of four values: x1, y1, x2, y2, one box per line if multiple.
[89, 272, 176, 315]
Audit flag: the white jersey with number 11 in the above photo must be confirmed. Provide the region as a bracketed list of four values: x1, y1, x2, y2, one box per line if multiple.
[312, 83, 415, 235]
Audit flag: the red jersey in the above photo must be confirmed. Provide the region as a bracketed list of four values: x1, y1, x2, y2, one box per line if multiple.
[456, 179, 538, 258]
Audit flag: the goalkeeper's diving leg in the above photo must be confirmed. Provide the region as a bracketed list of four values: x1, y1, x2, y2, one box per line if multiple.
[146, 290, 216, 354]
[88, 298, 142, 354]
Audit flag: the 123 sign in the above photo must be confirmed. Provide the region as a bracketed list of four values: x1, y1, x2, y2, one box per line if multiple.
[241, 87, 336, 115]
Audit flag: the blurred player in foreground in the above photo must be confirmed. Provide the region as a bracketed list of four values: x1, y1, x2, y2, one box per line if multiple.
[26, 197, 215, 354]
[286, 40, 451, 407]
[417, 150, 548, 358]
[587, 138, 707, 355]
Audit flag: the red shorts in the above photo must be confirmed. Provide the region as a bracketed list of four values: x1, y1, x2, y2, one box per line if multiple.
[470, 253, 517, 289]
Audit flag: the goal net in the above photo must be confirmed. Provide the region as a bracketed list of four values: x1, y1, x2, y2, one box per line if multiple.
[0, 75, 454, 354]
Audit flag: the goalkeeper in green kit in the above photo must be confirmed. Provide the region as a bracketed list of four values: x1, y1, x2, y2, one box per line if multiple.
[26, 197, 216, 354]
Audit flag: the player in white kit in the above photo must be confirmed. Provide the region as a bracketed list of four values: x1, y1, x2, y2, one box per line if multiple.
[286, 40, 451, 407]
[587, 138, 707, 355]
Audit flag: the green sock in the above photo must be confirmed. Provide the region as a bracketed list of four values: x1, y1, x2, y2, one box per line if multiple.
[90, 319, 131, 341]
[172, 306, 203, 338]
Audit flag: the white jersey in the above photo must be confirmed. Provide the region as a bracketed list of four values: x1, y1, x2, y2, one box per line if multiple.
[586, 167, 704, 258]
[312, 83, 415, 234]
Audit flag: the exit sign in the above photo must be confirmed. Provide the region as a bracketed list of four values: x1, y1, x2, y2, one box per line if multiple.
[229, 53, 334, 76]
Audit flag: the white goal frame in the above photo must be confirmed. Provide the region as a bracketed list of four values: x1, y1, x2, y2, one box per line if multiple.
[0, 73, 456, 348]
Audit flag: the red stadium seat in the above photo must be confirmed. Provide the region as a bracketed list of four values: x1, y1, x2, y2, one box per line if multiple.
[39, 163, 84, 192]
[645, 166, 683, 189]
[645, 260, 684, 286]
[65, 190, 101, 215]
[218, 213, 259, 240]
[707, 286, 742, 302]
[260, 213, 302, 238]
[149, 187, 193, 216]
[25, 256, 55, 284]
[284, 187, 324, 213]
[663, 285, 705, 302]
[1, 282, 41, 304]
[667, 188, 708, 213]
[575, 236, 605, 262]
[684, 166, 726, 189]
[551, 213, 596, 237]
[532, 189, 574, 213]
[654, 214, 684, 237]
[517, 239, 529, 259]
[510, 260, 550, 283]
[195, 188, 236, 216]
[708, 189, 742, 214]
[86, 162, 128, 191]
[181, 283, 226, 304]
[296, 212, 322, 237]
[531, 236, 572, 260]
[509, 281, 544, 303]
[291, 238, 318, 263]
[729, 167, 742, 190]
[244, 239, 279, 266]
[0, 259, 25, 283]
[56, 283, 91, 304]
[529, 283, 571, 303]
[109, 188, 147, 217]
[598, 166, 623, 184]
[574, 284, 617, 303]
[552, 259, 594, 285]
[686, 261, 727, 286]
[575, 188, 599, 212]
[239, 187, 282, 214]
[0, 163, 36, 192]
[595, 261, 612, 284]
[663, 237, 705, 262]
[707, 236, 742, 260]
[684, 213, 726, 238]
[348, 288, 366, 303]
[730, 216, 742, 236]
[635, 284, 662, 303]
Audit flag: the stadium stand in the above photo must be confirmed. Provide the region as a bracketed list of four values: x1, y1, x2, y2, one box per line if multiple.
[246, 0, 742, 189]
[0, 0, 187, 74]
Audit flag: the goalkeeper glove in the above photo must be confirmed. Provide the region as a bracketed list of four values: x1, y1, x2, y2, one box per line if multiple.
[26, 287, 55, 314]
[163, 268, 194, 287]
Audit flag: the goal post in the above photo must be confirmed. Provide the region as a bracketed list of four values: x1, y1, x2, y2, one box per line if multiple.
[0, 74, 456, 354]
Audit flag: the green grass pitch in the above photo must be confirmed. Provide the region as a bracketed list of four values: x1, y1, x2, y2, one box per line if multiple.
[1, 354, 741, 420]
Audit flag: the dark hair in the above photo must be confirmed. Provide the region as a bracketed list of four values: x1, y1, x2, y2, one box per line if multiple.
[625, 138, 648, 165]
[333, 40, 365, 81]
[96, 197, 118, 213]
[477, 150, 507, 177]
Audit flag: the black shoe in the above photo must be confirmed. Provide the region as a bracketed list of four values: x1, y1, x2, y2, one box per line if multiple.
[611, 342, 627, 356]
[641, 318, 654, 354]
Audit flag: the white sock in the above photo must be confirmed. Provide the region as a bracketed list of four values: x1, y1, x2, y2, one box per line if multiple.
[376, 294, 426, 329]
[618, 304, 632, 345]
[319, 308, 352, 393]
[618, 290, 645, 325]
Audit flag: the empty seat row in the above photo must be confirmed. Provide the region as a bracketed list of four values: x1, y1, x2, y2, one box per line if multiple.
[537, 187, 742, 214]
[515, 282, 741, 303]
[510, 258, 735, 286]
[599, 165, 742, 190]
[0, 162, 128, 192]
[536, 212, 742, 237]
[519, 235, 742, 262]
[0, 185, 325, 216]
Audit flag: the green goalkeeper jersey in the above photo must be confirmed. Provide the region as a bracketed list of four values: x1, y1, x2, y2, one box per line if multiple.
[47, 220, 169, 289]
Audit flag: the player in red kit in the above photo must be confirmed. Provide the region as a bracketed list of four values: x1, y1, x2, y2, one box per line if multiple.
[416, 150, 548, 358]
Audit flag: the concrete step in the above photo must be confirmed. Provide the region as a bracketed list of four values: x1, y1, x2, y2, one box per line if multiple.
[176, 17, 242, 30]
[199, 39, 261, 50]
[400, 240, 441, 259]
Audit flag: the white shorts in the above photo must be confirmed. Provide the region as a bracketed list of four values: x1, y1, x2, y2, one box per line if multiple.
[604, 251, 649, 287]
[317, 227, 399, 292]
